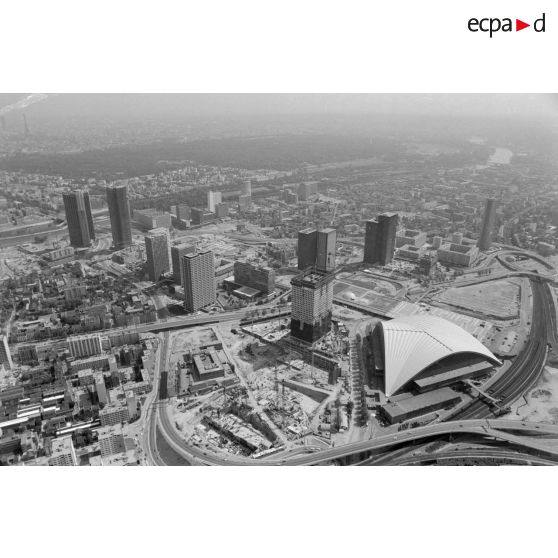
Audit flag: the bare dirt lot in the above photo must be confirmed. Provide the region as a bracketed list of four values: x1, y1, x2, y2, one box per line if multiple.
[433, 279, 520, 319]
[508, 366, 558, 424]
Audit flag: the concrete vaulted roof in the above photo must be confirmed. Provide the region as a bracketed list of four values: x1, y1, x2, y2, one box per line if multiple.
[380, 315, 501, 396]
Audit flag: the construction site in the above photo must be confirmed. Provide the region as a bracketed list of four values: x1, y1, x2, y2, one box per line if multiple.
[508, 365, 558, 425]
[163, 304, 362, 457]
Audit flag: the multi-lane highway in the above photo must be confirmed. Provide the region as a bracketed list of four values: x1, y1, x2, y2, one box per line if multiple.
[367, 448, 558, 466]
[151, 386, 558, 465]
[449, 278, 555, 421]
[141, 332, 169, 466]
[140, 260, 558, 466]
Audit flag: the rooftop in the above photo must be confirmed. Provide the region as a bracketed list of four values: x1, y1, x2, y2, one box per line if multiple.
[383, 387, 461, 416]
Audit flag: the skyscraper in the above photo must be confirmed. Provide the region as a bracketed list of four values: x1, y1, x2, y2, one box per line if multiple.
[298, 228, 337, 272]
[207, 190, 222, 212]
[106, 184, 132, 249]
[363, 212, 399, 266]
[290, 268, 334, 343]
[297, 228, 318, 270]
[171, 243, 195, 284]
[145, 228, 170, 282]
[0, 335, 13, 370]
[316, 228, 337, 272]
[238, 194, 251, 210]
[62, 190, 95, 248]
[242, 180, 252, 197]
[477, 198, 497, 251]
[182, 250, 216, 312]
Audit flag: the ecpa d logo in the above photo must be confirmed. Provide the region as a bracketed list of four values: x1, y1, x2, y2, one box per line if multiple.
[468, 13, 546, 37]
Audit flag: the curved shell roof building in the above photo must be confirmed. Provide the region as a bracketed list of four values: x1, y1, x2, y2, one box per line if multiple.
[378, 315, 501, 396]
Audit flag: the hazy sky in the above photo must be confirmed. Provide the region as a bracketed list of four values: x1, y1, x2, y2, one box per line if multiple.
[1, 94, 558, 120]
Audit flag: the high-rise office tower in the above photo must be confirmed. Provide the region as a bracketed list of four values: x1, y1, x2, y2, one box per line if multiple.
[242, 180, 252, 197]
[363, 212, 399, 266]
[62, 190, 95, 248]
[297, 228, 318, 270]
[182, 250, 216, 312]
[106, 184, 132, 249]
[316, 228, 337, 272]
[290, 268, 334, 343]
[477, 198, 497, 251]
[238, 194, 251, 210]
[144, 228, 170, 282]
[298, 228, 337, 272]
[0, 335, 13, 370]
[207, 191, 222, 213]
[171, 243, 195, 284]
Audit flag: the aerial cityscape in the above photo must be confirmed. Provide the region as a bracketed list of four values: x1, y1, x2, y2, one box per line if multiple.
[2, 93, 558, 466]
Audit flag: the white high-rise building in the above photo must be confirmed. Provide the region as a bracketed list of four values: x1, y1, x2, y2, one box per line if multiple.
[207, 191, 222, 213]
[182, 250, 216, 312]
[242, 180, 252, 197]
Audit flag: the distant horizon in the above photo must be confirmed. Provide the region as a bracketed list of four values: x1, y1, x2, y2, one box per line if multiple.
[1, 93, 558, 121]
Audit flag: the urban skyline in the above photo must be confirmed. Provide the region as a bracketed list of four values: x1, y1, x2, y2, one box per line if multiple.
[1, 93, 558, 466]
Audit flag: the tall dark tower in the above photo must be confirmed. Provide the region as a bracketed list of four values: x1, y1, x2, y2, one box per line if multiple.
[63, 190, 96, 248]
[363, 212, 398, 266]
[477, 198, 497, 251]
[145, 228, 170, 282]
[297, 227, 337, 272]
[106, 184, 133, 249]
[171, 243, 195, 284]
[297, 228, 318, 270]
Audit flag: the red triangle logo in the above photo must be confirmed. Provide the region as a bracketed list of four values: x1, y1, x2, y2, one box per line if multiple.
[516, 19, 530, 31]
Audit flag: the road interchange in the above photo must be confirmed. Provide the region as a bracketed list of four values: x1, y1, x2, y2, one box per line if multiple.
[141, 270, 558, 466]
